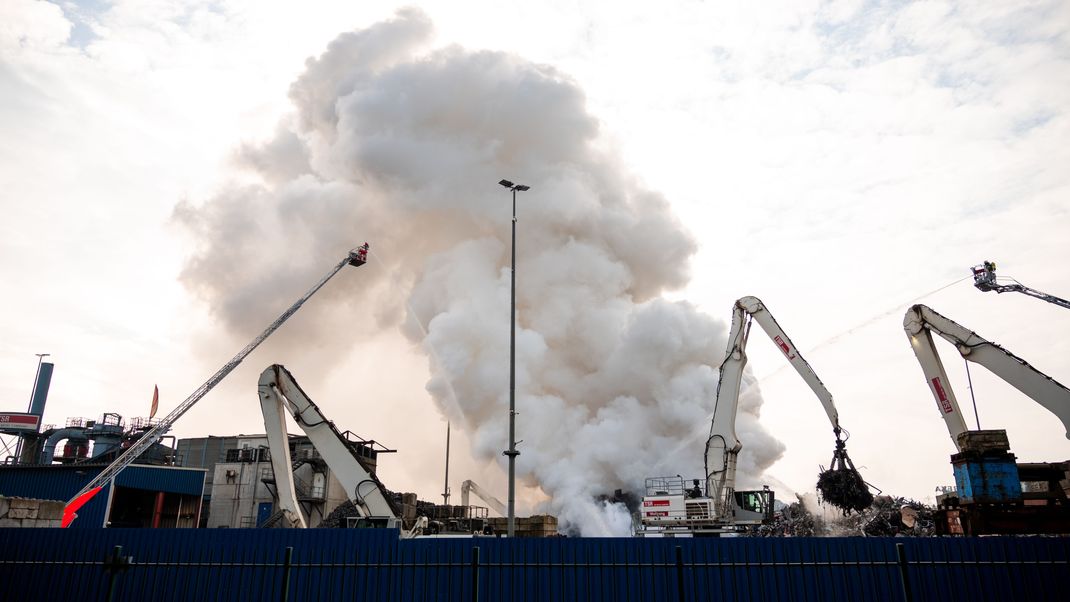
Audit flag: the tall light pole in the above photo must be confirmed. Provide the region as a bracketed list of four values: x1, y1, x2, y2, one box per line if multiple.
[498, 178, 529, 537]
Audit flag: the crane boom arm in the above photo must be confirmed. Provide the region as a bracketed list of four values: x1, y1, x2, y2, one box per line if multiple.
[259, 364, 398, 523]
[63, 245, 369, 524]
[705, 296, 841, 519]
[460, 479, 506, 516]
[903, 304, 1070, 449]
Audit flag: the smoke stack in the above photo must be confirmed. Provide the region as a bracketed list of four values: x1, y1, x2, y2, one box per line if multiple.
[29, 361, 54, 422]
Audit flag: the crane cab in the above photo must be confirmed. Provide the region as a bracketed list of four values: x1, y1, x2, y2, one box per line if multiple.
[635, 476, 774, 537]
[733, 487, 775, 523]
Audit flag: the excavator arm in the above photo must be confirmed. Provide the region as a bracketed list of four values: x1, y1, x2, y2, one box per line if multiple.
[705, 296, 842, 519]
[258, 364, 402, 529]
[460, 479, 506, 517]
[903, 304, 1070, 449]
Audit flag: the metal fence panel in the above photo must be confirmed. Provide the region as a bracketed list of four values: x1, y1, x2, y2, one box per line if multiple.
[1, 529, 1068, 601]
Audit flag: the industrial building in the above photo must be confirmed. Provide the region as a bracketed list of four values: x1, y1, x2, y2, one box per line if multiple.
[176, 432, 389, 528]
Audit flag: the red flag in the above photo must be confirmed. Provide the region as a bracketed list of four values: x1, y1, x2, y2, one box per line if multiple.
[150, 385, 159, 419]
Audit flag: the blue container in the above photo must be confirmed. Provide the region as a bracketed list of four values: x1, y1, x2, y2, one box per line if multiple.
[952, 455, 1022, 503]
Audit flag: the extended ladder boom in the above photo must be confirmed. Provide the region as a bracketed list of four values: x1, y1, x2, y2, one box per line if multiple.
[973, 261, 1070, 310]
[705, 296, 841, 519]
[903, 304, 1070, 449]
[63, 245, 370, 523]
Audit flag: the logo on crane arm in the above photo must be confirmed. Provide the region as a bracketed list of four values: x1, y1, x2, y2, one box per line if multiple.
[773, 336, 796, 359]
[931, 377, 954, 413]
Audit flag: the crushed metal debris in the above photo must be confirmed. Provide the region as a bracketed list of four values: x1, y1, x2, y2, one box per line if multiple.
[848, 496, 937, 537]
[754, 495, 937, 537]
[817, 466, 874, 514]
[815, 433, 874, 514]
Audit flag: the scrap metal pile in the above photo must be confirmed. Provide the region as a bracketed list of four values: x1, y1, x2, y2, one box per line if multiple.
[816, 431, 873, 514]
[756, 495, 937, 537]
[756, 497, 820, 537]
[320, 500, 361, 528]
[845, 496, 937, 537]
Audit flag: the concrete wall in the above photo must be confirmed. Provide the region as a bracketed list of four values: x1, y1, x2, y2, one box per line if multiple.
[0, 496, 63, 527]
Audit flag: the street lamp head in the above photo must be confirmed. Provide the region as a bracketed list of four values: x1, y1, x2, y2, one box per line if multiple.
[499, 179, 530, 192]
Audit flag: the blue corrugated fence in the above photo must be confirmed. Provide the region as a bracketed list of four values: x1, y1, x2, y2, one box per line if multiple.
[0, 529, 1066, 601]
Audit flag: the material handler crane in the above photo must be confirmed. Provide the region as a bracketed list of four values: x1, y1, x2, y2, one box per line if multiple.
[62, 244, 371, 527]
[258, 364, 426, 536]
[460, 479, 506, 517]
[903, 304, 1070, 535]
[638, 296, 866, 536]
[903, 304, 1070, 446]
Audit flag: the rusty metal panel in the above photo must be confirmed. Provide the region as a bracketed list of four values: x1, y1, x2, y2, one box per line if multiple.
[953, 457, 1022, 504]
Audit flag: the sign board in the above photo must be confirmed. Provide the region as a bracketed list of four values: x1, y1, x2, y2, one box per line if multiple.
[0, 412, 40, 433]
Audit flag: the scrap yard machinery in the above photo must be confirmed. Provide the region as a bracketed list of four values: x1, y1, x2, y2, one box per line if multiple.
[972, 261, 1070, 310]
[461, 479, 506, 517]
[904, 304, 1070, 535]
[257, 364, 427, 537]
[259, 366, 500, 537]
[638, 296, 868, 536]
[62, 244, 371, 527]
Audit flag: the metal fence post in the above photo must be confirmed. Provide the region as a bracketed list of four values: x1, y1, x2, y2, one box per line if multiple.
[675, 546, 686, 602]
[280, 546, 294, 602]
[103, 545, 132, 602]
[896, 543, 913, 602]
[471, 546, 481, 602]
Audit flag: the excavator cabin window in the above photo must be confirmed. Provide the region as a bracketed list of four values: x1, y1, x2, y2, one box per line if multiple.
[735, 490, 771, 514]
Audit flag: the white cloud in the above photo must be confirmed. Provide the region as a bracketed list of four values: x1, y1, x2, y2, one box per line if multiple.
[0, 0, 71, 52]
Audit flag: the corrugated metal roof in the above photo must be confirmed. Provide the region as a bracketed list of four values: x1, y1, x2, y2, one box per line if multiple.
[116, 465, 207, 496]
[0, 464, 206, 528]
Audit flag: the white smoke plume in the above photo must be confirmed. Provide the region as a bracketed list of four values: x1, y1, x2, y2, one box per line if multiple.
[175, 9, 785, 535]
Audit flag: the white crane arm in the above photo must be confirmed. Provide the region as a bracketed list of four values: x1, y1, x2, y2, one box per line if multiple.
[258, 365, 398, 522]
[705, 296, 842, 519]
[743, 297, 840, 429]
[259, 371, 309, 528]
[903, 304, 1070, 449]
[460, 479, 506, 516]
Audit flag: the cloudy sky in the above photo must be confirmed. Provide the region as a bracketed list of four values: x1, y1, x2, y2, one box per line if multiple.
[2, 0, 1069, 531]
